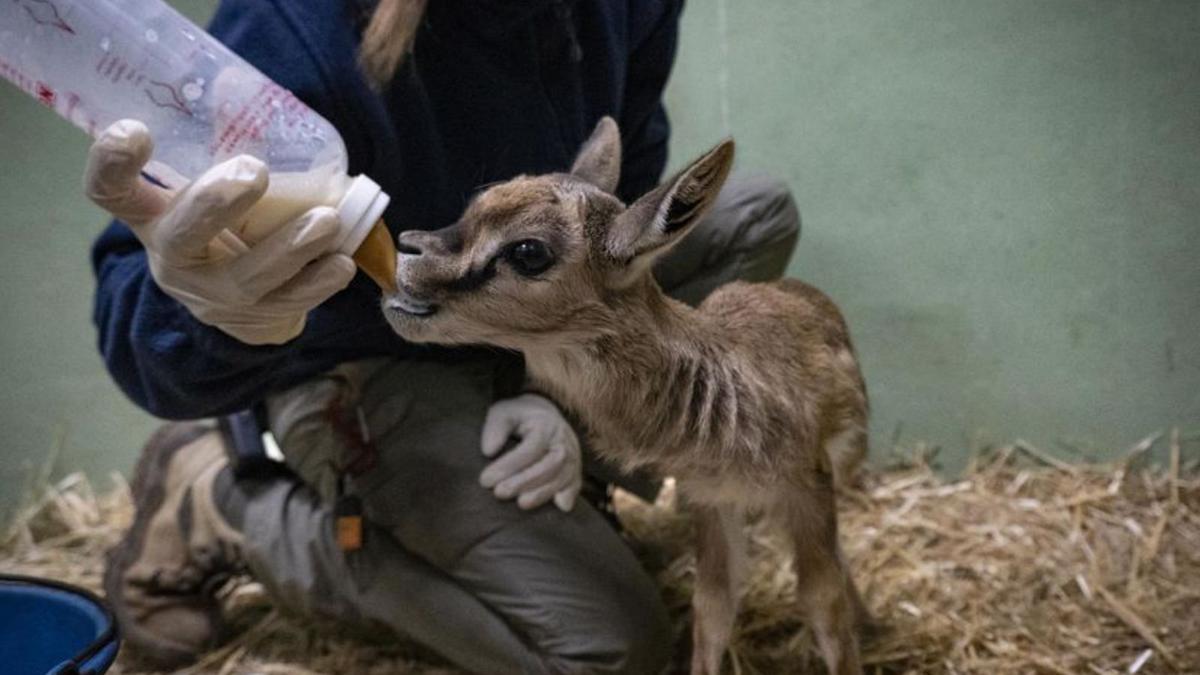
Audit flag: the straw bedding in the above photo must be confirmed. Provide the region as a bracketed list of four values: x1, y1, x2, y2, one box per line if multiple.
[3, 432, 1196, 674]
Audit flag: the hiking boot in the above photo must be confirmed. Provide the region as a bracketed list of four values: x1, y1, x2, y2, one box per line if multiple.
[104, 422, 246, 669]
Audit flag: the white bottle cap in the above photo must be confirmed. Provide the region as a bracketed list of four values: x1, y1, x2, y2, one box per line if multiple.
[335, 174, 392, 255]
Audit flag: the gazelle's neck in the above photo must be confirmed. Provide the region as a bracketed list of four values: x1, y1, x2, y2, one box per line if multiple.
[524, 278, 736, 469]
[526, 276, 700, 387]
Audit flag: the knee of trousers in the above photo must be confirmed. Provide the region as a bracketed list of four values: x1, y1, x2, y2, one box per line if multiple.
[732, 173, 802, 259]
[538, 584, 673, 675]
[446, 503, 675, 675]
[342, 357, 524, 567]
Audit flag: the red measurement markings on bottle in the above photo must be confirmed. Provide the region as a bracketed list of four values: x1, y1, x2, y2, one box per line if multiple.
[20, 0, 76, 35]
[35, 81, 56, 106]
[64, 92, 96, 135]
[0, 56, 91, 130]
[210, 81, 303, 156]
[0, 56, 57, 107]
[0, 56, 36, 95]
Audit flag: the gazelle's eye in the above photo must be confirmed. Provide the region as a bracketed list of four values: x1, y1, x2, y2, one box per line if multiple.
[504, 239, 555, 277]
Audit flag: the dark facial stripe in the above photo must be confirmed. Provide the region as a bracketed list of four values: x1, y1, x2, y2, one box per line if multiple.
[434, 222, 466, 255]
[442, 256, 500, 293]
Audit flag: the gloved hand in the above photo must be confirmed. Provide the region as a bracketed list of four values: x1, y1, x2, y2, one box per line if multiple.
[84, 119, 356, 345]
[479, 394, 583, 512]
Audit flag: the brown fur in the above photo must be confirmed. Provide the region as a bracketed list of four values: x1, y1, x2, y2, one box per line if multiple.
[383, 117, 869, 675]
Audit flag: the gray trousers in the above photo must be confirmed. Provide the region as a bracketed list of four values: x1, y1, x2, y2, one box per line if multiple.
[237, 173, 800, 675]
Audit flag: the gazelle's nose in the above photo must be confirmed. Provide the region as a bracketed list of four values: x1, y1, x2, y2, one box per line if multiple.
[396, 231, 426, 257]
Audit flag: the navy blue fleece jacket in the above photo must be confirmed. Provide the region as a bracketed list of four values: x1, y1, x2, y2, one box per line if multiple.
[91, 0, 682, 418]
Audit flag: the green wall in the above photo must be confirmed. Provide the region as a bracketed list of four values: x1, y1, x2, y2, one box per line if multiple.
[667, 0, 1199, 466]
[1, 0, 1197, 523]
[0, 0, 216, 525]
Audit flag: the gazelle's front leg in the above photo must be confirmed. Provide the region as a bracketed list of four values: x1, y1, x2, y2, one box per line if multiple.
[690, 503, 745, 675]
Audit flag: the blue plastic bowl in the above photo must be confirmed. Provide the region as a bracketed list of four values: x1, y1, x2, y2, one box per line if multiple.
[0, 574, 120, 675]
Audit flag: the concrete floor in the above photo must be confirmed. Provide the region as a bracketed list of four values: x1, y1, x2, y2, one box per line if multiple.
[1, 0, 1197, 524]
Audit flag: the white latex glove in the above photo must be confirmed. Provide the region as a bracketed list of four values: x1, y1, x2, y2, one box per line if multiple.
[84, 119, 356, 345]
[479, 394, 583, 512]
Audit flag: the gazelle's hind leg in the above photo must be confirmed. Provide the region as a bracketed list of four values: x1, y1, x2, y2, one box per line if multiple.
[689, 503, 746, 675]
[778, 479, 864, 675]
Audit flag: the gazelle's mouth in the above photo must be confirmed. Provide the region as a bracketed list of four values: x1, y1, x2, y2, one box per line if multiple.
[386, 289, 439, 318]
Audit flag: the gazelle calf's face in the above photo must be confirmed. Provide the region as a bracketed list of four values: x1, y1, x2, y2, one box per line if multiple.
[382, 173, 622, 348]
[382, 117, 734, 350]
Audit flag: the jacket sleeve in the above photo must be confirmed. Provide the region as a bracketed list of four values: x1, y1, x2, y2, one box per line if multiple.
[89, 2, 350, 419]
[616, 0, 684, 203]
[91, 224, 299, 419]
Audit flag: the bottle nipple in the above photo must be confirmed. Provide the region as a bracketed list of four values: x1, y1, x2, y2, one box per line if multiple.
[353, 219, 398, 293]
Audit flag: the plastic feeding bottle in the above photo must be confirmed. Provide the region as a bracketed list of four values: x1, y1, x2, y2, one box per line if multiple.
[0, 0, 397, 291]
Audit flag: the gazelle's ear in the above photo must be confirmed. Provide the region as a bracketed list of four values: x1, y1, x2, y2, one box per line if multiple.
[605, 139, 735, 280]
[570, 117, 622, 193]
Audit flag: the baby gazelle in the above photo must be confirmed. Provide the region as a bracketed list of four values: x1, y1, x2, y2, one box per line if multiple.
[384, 118, 869, 675]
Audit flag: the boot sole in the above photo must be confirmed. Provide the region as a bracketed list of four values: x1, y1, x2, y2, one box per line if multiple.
[103, 422, 219, 670]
